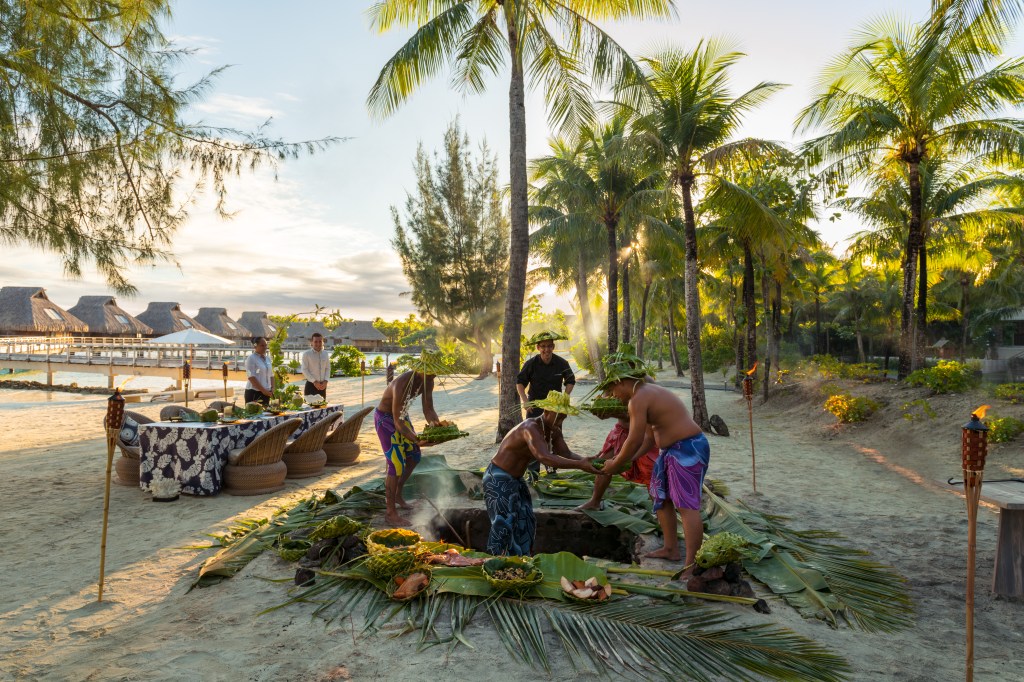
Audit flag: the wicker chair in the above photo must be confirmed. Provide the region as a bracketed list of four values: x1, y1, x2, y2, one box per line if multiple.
[223, 418, 302, 496]
[114, 410, 154, 487]
[324, 406, 374, 466]
[159, 405, 201, 421]
[283, 412, 342, 479]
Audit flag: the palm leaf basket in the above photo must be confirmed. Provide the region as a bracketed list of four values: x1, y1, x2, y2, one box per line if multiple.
[482, 557, 543, 593]
[364, 549, 419, 581]
[581, 397, 628, 419]
[276, 539, 311, 563]
[365, 528, 422, 556]
[308, 514, 364, 542]
[386, 567, 433, 602]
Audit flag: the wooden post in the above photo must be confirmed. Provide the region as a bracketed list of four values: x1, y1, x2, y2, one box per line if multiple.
[961, 406, 990, 682]
[99, 389, 125, 601]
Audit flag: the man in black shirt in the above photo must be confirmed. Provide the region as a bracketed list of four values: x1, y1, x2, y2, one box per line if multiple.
[516, 331, 576, 420]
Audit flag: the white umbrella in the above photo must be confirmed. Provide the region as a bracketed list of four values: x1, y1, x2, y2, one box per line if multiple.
[148, 329, 235, 345]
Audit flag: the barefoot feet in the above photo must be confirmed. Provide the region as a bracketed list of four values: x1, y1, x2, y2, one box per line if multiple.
[385, 512, 411, 527]
[644, 546, 682, 561]
[574, 501, 605, 511]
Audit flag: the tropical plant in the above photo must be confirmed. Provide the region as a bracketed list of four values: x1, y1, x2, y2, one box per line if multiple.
[0, 0, 337, 292]
[987, 415, 1024, 443]
[994, 383, 1024, 404]
[392, 121, 508, 377]
[330, 345, 368, 377]
[368, 0, 674, 440]
[798, 0, 1024, 378]
[824, 392, 881, 423]
[906, 359, 979, 393]
[902, 398, 937, 421]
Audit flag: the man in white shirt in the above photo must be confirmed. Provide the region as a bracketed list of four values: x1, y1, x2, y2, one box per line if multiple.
[301, 332, 331, 399]
[244, 336, 274, 405]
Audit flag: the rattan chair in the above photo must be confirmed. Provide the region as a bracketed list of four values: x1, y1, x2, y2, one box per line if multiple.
[159, 405, 201, 421]
[323, 406, 373, 466]
[283, 412, 342, 478]
[114, 410, 154, 487]
[223, 418, 302, 496]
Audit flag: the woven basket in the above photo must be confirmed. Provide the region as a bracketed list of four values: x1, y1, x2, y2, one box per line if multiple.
[283, 448, 327, 479]
[223, 460, 287, 496]
[308, 515, 364, 542]
[115, 456, 140, 487]
[482, 557, 543, 593]
[582, 399, 628, 419]
[324, 441, 360, 466]
[277, 539, 312, 562]
[366, 529, 422, 556]
[364, 549, 418, 580]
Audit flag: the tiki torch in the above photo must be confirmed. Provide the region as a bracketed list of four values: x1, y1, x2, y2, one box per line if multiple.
[742, 361, 758, 492]
[962, 405, 990, 682]
[360, 360, 366, 407]
[221, 362, 229, 405]
[182, 360, 191, 409]
[98, 388, 125, 601]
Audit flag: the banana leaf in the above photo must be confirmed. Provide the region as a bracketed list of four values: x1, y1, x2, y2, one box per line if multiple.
[430, 566, 493, 597]
[195, 534, 270, 586]
[580, 507, 659, 535]
[531, 552, 609, 601]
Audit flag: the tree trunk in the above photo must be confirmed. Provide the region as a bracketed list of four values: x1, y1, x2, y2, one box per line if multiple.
[576, 257, 604, 382]
[734, 322, 745, 389]
[856, 330, 866, 363]
[772, 279, 782, 372]
[605, 218, 619, 354]
[814, 294, 822, 355]
[960, 276, 970, 363]
[473, 328, 493, 380]
[621, 253, 631, 345]
[743, 242, 757, 373]
[679, 176, 709, 429]
[898, 158, 923, 379]
[762, 269, 771, 401]
[658, 321, 665, 370]
[497, 17, 528, 440]
[917, 244, 928, 366]
[667, 286, 682, 376]
[637, 280, 651, 358]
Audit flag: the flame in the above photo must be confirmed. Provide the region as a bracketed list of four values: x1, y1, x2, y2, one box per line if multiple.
[117, 376, 134, 390]
[972, 405, 990, 420]
[745, 361, 758, 376]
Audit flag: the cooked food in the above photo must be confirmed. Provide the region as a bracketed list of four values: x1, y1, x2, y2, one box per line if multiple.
[560, 575, 613, 601]
[424, 548, 486, 567]
[392, 572, 430, 600]
[491, 566, 529, 581]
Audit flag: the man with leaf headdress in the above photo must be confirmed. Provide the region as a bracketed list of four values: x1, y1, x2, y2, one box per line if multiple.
[374, 352, 447, 526]
[516, 331, 576, 420]
[485, 391, 600, 555]
[597, 356, 710, 579]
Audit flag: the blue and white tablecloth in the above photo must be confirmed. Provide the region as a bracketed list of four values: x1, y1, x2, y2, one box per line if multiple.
[139, 405, 343, 496]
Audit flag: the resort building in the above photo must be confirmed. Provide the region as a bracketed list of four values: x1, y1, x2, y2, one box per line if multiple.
[0, 286, 88, 337]
[66, 296, 153, 338]
[284, 320, 330, 348]
[194, 307, 249, 341]
[237, 311, 279, 341]
[135, 302, 209, 337]
[333, 320, 387, 351]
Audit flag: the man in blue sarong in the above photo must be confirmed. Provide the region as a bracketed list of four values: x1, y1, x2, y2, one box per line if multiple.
[484, 391, 600, 556]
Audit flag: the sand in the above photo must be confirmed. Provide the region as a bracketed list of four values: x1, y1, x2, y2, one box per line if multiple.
[0, 374, 1021, 681]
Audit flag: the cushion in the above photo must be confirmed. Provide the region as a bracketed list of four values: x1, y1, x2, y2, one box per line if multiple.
[119, 416, 140, 448]
[227, 448, 245, 465]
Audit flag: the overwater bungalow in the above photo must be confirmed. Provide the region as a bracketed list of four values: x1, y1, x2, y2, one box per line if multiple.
[335, 320, 387, 351]
[135, 302, 209, 337]
[67, 296, 153, 338]
[0, 286, 88, 337]
[237, 311, 279, 341]
[194, 307, 249, 341]
[284, 320, 330, 347]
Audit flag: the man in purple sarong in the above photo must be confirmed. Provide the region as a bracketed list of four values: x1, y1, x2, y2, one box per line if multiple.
[596, 360, 709, 581]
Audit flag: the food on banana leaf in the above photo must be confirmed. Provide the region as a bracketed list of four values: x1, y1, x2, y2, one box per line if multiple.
[560, 575, 612, 601]
[365, 528, 422, 555]
[695, 531, 752, 569]
[419, 423, 470, 443]
[482, 557, 542, 592]
[391, 571, 430, 600]
[423, 548, 486, 567]
[582, 397, 628, 419]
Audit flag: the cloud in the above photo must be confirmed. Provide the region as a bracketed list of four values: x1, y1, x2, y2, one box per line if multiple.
[194, 93, 282, 124]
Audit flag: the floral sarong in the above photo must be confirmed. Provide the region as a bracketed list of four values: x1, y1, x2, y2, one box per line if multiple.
[649, 432, 710, 511]
[483, 462, 535, 556]
[374, 408, 421, 477]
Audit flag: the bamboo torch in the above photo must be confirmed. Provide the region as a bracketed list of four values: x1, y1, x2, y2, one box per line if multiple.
[742, 361, 758, 492]
[962, 405, 990, 682]
[360, 360, 366, 407]
[182, 360, 191, 409]
[99, 388, 125, 601]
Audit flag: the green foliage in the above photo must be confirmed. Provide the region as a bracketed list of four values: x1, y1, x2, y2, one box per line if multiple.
[373, 315, 430, 347]
[372, 355, 385, 369]
[901, 399, 937, 421]
[994, 383, 1024, 404]
[906, 360, 979, 394]
[700, 326, 734, 374]
[824, 392, 880, 423]
[268, 326, 300, 403]
[804, 355, 886, 382]
[330, 346, 367, 377]
[435, 338, 479, 375]
[987, 416, 1024, 443]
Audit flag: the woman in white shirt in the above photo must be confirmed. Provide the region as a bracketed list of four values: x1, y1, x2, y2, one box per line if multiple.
[301, 333, 331, 399]
[244, 337, 274, 405]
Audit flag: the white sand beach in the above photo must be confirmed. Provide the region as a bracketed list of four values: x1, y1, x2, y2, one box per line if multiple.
[1, 375, 1022, 681]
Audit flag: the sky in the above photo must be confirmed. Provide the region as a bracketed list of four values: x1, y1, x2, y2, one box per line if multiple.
[4, 1, 1022, 322]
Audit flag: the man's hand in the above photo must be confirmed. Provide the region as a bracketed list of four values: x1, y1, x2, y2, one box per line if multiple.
[576, 460, 602, 475]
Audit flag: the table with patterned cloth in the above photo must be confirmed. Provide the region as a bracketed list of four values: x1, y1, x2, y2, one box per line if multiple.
[139, 404, 343, 496]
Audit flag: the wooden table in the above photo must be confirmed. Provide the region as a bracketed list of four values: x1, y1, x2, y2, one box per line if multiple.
[980, 480, 1024, 597]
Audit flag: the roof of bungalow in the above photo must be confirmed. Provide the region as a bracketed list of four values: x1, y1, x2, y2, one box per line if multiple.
[66, 296, 153, 336]
[286, 320, 330, 340]
[335, 320, 387, 342]
[237, 311, 279, 339]
[135, 302, 209, 336]
[0, 286, 88, 335]
[194, 307, 249, 339]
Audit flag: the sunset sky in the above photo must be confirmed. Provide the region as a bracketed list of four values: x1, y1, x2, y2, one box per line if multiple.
[4, 0, 1019, 321]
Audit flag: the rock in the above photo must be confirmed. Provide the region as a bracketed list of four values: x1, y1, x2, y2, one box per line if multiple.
[703, 579, 733, 596]
[753, 599, 771, 614]
[709, 414, 730, 437]
[701, 565, 725, 581]
[731, 580, 756, 598]
[306, 538, 339, 562]
[686, 576, 706, 593]
[723, 562, 742, 582]
[294, 568, 316, 586]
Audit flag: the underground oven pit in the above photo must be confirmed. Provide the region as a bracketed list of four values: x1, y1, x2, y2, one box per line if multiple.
[430, 507, 642, 564]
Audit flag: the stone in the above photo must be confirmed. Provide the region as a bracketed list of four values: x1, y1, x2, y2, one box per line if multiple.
[709, 414, 730, 437]
[704, 579, 733, 596]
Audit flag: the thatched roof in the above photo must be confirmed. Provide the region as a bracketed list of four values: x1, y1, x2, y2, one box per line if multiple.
[335, 320, 386, 343]
[194, 307, 248, 339]
[0, 287, 88, 335]
[67, 296, 154, 336]
[237, 311, 279, 340]
[286, 320, 329, 342]
[135, 302, 209, 336]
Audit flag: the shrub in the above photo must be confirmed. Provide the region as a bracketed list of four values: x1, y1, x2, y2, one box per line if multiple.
[901, 398, 936, 421]
[906, 360, 979, 394]
[994, 383, 1024, 404]
[802, 355, 886, 382]
[372, 355, 385, 369]
[824, 392, 880, 423]
[987, 416, 1024, 443]
[701, 326, 734, 374]
[330, 345, 367, 377]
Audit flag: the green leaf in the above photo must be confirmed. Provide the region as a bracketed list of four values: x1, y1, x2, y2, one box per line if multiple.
[531, 552, 609, 601]
[580, 507, 659, 535]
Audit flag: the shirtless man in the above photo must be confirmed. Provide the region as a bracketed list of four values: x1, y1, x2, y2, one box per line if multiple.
[599, 375, 709, 579]
[575, 413, 659, 511]
[375, 367, 441, 526]
[484, 391, 600, 555]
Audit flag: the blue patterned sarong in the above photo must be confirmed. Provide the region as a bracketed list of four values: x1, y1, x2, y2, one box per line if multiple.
[650, 433, 710, 511]
[374, 408, 421, 477]
[483, 462, 535, 556]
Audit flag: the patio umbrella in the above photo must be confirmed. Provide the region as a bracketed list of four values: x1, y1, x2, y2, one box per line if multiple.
[148, 329, 235, 345]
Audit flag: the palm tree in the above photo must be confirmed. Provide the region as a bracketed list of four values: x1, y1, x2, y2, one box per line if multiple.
[797, 2, 1024, 378]
[367, 0, 673, 437]
[621, 40, 784, 428]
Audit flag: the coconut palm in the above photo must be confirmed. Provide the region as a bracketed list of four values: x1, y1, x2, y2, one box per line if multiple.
[367, 0, 674, 438]
[621, 40, 785, 428]
[797, 2, 1024, 378]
